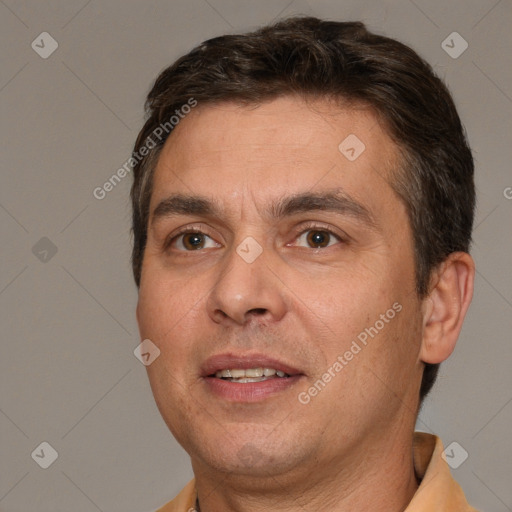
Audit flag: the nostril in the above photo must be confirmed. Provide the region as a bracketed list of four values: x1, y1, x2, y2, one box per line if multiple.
[248, 308, 267, 316]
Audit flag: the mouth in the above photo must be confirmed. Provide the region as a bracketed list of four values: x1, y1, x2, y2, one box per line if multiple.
[202, 354, 304, 402]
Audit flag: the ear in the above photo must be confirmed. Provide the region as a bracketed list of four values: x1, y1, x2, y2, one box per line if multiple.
[420, 252, 475, 364]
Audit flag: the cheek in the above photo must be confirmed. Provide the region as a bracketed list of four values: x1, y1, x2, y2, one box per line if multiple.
[137, 262, 204, 339]
[302, 270, 394, 340]
[353, 298, 423, 397]
[137, 271, 200, 406]
[136, 279, 167, 339]
[136, 265, 211, 393]
[302, 268, 420, 395]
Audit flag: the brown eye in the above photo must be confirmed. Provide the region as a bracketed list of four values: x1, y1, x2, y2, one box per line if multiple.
[293, 229, 341, 249]
[182, 233, 206, 250]
[306, 230, 332, 248]
[171, 231, 220, 251]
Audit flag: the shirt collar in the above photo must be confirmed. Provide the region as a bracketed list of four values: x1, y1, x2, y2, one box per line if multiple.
[405, 432, 477, 511]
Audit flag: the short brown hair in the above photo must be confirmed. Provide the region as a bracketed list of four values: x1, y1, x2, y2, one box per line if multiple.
[130, 16, 475, 402]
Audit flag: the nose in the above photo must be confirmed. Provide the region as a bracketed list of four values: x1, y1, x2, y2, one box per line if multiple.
[206, 240, 287, 327]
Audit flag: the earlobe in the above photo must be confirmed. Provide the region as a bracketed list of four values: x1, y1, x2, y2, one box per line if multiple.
[419, 252, 475, 364]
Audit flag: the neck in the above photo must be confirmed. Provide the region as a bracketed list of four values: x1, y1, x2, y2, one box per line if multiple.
[192, 429, 419, 512]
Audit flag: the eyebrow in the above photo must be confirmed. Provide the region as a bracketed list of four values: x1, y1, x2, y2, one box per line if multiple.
[151, 190, 377, 228]
[270, 190, 376, 227]
[152, 195, 215, 220]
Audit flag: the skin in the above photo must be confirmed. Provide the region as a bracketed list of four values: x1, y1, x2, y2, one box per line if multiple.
[136, 96, 475, 511]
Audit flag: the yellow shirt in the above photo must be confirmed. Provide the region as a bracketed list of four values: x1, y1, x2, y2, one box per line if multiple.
[156, 433, 478, 511]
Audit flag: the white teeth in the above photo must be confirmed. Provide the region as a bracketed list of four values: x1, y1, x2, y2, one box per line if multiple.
[245, 368, 264, 377]
[214, 367, 288, 380]
[232, 377, 267, 383]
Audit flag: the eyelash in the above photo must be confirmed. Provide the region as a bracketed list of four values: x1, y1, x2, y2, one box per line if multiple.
[165, 223, 347, 251]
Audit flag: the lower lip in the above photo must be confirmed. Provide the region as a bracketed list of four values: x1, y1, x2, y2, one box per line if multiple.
[203, 375, 303, 402]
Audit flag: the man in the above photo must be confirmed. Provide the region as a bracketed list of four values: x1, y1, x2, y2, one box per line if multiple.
[131, 17, 477, 511]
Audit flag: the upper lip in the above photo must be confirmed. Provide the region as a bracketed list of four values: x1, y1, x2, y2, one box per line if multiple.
[201, 352, 303, 377]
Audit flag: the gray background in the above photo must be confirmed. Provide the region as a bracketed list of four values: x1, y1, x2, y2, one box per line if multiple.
[0, 0, 511, 511]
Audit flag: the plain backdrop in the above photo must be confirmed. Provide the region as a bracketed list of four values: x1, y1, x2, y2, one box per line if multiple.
[1, 1, 511, 511]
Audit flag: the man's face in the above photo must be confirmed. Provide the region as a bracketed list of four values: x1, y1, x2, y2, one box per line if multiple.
[137, 96, 425, 480]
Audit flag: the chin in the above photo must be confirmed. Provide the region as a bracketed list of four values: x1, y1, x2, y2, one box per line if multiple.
[188, 430, 310, 478]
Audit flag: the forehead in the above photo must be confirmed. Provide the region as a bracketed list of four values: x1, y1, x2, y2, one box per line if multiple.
[150, 96, 400, 212]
